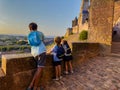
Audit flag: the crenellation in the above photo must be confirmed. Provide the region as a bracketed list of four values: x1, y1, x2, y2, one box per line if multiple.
[65, 0, 89, 35]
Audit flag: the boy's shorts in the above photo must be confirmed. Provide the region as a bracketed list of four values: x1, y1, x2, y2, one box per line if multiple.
[53, 61, 62, 66]
[34, 52, 46, 68]
[63, 55, 73, 62]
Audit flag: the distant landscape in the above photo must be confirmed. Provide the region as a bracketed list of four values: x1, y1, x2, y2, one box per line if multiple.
[0, 34, 54, 63]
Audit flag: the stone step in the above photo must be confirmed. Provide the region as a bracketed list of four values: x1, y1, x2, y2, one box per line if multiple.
[111, 42, 120, 53]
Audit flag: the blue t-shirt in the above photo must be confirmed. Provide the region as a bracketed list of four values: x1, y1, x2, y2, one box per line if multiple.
[51, 45, 62, 62]
[28, 31, 46, 57]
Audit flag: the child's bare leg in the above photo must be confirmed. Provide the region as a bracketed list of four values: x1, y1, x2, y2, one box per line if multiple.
[28, 67, 42, 89]
[28, 68, 38, 88]
[69, 61, 73, 72]
[33, 67, 43, 89]
[58, 65, 61, 77]
[55, 66, 59, 78]
[37, 87, 40, 90]
[65, 62, 68, 72]
[33, 86, 37, 90]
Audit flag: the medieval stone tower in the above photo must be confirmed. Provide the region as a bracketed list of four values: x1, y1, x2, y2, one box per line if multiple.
[80, 0, 89, 24]
[77, 0, 90, 33]
[65, 0, 90, 37]
[65, 0, 120, 54]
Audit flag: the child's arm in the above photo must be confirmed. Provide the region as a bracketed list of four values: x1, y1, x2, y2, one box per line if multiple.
[47, 50, 52, 54]
[47, 46, 54, 54]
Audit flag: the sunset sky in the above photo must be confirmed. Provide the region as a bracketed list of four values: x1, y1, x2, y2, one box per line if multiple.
[0, 0, 81, 36]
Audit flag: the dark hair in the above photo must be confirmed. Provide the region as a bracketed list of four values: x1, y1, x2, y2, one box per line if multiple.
[63, 40, 68, 45]
[54, 36, 61, 45]
[29, 22, 38, 30]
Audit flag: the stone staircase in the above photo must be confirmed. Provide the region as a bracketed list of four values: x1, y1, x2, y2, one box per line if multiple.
[111, 42, 120, 54]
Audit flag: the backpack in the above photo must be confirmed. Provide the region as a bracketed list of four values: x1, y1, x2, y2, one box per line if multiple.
[56, 45, 65, 59]
[65, 44, 71, 54]
[28, 31, 41, 46]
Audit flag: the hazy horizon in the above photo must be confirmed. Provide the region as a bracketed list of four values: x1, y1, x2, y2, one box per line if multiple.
[0, 0, 81, 36]
[0, 33, 55, 38]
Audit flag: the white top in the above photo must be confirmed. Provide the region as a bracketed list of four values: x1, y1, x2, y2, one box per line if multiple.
[62, 44, 72, 56]
[31, 42, 46, 57]
[29, 31, 46, 57]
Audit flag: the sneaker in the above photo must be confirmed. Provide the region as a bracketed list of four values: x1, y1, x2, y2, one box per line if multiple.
[70, 70, 74, 74]
[64, 71, 69, 75]
[40, 86, 45, 90]
[27, 87, 33, 90]
[59, 76, 62, 79]
[37, 87, 45, 90]
[53, 77, 59, 81]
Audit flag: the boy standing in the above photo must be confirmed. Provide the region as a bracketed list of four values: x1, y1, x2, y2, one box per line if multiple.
[49, 36, 64, 80]
[27, 22, 46, 90]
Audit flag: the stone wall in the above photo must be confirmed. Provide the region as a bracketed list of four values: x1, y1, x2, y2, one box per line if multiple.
[114, 0, 120, 25]
[64, 28, 73, 37]
[0, 54, 54, 90]
[78, 22, 88, 33]
[72, 25, 79, 33]
[72, 17, 78, 27]
[88, 0, 114, 55]
[72, 42, 100, 68]
[0, 42, 100, 90]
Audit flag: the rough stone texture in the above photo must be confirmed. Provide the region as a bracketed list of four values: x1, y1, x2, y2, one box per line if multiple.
[111, 42, 120, 53]
[64, 28, 73, 37]
[2, 53, 36, 75]
[72, 17, 78, 27]
[0, 53, 54, 90]
[72, 42, 99, 57]
[114, 0, 120, 24]
[113, 0, 120, 42]
[45, 54, 120, 90]
[0, 43, 100, 90]
[72, 42, 100, 69]
[0, 68, 5, 77]
[88, 0, 114, 55]
[72, 25, 79, 34]
[81, 0, 89, 24]
[78, 22, 88, 32]
[66, 0, 89, 34]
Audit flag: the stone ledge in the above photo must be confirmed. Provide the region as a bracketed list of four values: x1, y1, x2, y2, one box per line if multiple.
[0, 68, 5, 77]
[1, 53, 53, 76]
[0, 53, 54, 90]
[2, 53, 36, 75]
[0, 42, 100, 90]
[72, 42, 100, 56]
[2, 53, 32, 60]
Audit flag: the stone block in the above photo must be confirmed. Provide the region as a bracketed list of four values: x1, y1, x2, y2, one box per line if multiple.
[2, 53, 36, 75]
[0, 53, 54, 90]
